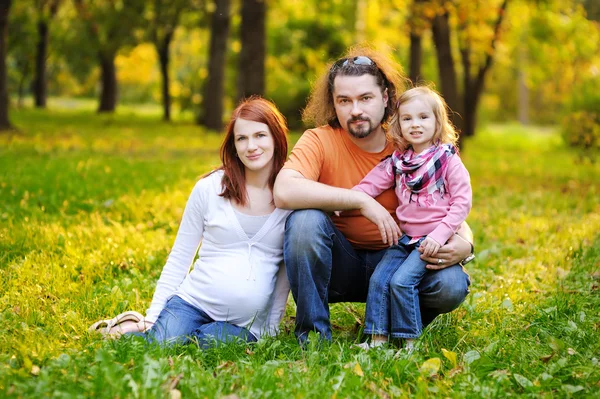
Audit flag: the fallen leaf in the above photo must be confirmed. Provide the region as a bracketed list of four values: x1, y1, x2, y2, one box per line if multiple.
[513, 373, 533, 388]
[463, 350, 481, 365]
[448, 366, 463, 378]
[215, 361, 236, 374]
[353, 362, 364, 377]
[367, 381, 390, 399]
[419, 357, 441, 377]
[442, 349, 457, 367]
[166, 374, 183, 391]
[540, 354, 554, 363]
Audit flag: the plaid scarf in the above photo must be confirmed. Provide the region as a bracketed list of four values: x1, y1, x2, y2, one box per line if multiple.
[392, 144, 457, 205]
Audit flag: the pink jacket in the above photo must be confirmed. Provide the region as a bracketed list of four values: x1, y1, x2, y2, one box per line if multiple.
[353, 154, 472, 246]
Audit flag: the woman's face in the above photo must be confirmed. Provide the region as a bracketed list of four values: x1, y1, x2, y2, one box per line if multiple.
[233, 118, 275, 173]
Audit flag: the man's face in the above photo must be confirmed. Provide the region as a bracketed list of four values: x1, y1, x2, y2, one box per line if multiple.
[332, 74, 388, 139]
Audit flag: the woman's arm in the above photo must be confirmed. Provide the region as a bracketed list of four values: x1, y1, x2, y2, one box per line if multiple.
[265, 262, 291, 335]
[144, 179, 208, 322]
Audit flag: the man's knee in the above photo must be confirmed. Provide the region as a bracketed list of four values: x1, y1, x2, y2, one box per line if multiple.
[420, 266, 470, 313]
[284, 209, 331, 249]
[286, 209, 329, 234]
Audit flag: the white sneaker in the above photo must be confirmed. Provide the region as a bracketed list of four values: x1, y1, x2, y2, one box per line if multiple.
[354, 342, 371, 351]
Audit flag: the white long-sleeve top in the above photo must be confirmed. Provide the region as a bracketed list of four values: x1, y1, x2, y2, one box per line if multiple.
[145, 170, 291, 339]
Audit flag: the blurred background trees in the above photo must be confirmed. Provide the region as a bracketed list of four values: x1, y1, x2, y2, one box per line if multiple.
[2, 0, 599, 146]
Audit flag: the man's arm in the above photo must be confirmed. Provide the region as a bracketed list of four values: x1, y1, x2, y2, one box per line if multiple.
[274, 169, 366, 211]
[274, 169, 401, 246]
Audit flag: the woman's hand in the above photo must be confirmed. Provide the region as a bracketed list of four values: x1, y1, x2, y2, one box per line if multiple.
[357, 192, 401, 246]
[420, 233, 471, 270]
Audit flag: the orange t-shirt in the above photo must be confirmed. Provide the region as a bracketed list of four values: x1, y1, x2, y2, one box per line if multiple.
[283, 125, 398, 250]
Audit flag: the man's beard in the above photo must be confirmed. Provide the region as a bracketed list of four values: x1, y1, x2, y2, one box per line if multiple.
[347, 117, 375, 139]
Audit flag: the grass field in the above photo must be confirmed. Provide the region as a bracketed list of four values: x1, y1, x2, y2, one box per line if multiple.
[1, 108, 599, 398]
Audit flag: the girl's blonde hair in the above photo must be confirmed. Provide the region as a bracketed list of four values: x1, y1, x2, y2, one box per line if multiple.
[388, 86, 459, 151]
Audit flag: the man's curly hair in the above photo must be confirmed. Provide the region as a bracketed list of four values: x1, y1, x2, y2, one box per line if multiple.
[302, 45, 410, 130]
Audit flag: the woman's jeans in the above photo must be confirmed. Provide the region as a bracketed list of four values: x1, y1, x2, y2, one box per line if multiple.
[364, 235, 428, 339]
[284, 209, 470, 344]
[139, 296, 257, 348]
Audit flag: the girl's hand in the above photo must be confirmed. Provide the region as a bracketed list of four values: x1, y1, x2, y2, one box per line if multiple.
[357, 193, 401, 246]
[420, 237, 441, 257]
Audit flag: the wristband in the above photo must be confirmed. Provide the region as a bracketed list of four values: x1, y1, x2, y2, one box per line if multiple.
[459, 253, 475, 267]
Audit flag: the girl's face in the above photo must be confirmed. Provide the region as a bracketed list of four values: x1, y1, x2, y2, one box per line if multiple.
[398, 96, 438, 154]
[233, 118, 275, 173]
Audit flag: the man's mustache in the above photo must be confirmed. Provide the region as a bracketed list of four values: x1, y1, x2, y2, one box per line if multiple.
[349, 117, 370, 123]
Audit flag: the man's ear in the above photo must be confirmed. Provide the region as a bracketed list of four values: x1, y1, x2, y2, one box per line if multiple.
[383, 88, 389, 107]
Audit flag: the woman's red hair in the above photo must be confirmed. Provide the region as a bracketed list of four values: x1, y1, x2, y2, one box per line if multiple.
[219, 96, 289, 206]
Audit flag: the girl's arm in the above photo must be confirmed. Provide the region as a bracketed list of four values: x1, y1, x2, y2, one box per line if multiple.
[352, 155, 396, 198]
[144, 178, 208, 323]
[427, 157, 472, 246]
[265, 262, 291, 335]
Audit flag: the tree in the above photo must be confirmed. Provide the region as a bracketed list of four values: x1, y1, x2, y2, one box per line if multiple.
[237, 0, 266, 101]
[0, 0, 12, 130]
[408, 0, 431, 84]
[430, 0, 509, 142]
[7, 1, 36, 108]
[33, 0, 60, 108]
[73, 0, 145, 113]
[147, 0, 191, 121]
[200, 0, 230, 130]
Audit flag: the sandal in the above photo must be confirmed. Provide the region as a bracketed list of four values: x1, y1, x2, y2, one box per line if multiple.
[88, 310, 145, 337]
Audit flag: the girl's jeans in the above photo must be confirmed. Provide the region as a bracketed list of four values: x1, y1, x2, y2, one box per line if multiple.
[364, 235, 427, 339]
[284, 209, 470, 344]
[139, 295, 257, 347]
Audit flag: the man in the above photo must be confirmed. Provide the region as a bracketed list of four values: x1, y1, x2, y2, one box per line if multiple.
[273, 47, 474, 344]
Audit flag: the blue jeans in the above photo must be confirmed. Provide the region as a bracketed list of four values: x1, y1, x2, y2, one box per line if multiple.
[139, 296, 257, 348]
[364, 235, 426, 338]
[284, 209, 470, 344]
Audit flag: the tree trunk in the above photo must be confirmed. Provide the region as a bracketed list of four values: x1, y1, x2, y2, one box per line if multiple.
[33, 19, 49, 108]
[157, 32, 173, 122]
[17, 65, 28, 108]
[0, 0, 11, 130]
[431, 12, 462, 134]
[408, 0, 426, 85]
[463, 0, 509, 137]
[201, 0, 230, 130]
[517, 45, 529, 124]
[98, 51, 117, 113]
[237, 0, 265, 101]
[409, 33, 422, 85]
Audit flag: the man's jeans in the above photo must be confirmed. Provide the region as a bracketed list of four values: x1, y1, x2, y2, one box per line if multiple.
[284, 209, 470, 344]
[364, 235, 426, 338]
[140, 296, 257, 347]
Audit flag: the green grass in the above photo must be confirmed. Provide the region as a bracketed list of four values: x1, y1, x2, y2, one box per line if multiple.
[1, 108, 599, 398]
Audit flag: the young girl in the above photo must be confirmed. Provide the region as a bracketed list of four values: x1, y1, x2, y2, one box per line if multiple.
[353, 86, 472, 350]
[93, 97, 292, 346]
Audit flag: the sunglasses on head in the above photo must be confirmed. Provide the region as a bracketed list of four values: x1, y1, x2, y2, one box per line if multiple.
[330, 56, 375, 73]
